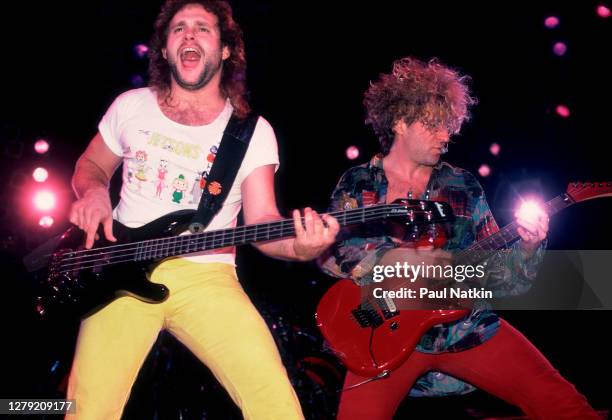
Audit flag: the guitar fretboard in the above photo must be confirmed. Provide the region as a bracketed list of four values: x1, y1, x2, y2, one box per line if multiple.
[56, 203, 413, 273]
[456, 194, 574, 265]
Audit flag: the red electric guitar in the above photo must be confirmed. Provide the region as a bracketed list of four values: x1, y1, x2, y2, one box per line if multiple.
[316, 182, 612, 377]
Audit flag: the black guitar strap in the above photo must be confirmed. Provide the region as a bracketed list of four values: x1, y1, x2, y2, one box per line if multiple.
[188, 112, 259, 233]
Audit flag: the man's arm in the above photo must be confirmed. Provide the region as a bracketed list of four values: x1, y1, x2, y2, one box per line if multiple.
[69, 132, 123, 249]
[241, 165, 339, 261]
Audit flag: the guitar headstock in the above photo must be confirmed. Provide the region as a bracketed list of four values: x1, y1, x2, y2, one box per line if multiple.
[566, 182, 612, 203]
[385, 199, 455, 224]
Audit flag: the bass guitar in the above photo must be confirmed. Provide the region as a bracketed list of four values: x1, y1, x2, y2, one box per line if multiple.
[25, 199, 453, 319]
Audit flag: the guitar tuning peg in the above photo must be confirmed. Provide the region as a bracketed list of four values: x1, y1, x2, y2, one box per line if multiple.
[428, 224, 437, 243]
[424, 189, 430, 200]
[407, 209, 415, 223]
[407, 191, 413, 199]
[411, 224, 419, 240]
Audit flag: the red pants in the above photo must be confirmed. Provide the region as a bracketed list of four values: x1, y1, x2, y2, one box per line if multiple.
[338, 319, 599, 420]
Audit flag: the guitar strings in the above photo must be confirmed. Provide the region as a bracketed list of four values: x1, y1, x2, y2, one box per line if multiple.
[56, 211, 393, 272]
[57, 206, 428, 272]
[58, 205, 407, 261]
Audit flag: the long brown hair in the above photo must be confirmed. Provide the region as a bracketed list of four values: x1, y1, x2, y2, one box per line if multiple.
[148, 0, 250, 117]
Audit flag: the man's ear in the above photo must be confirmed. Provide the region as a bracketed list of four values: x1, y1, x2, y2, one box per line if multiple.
[222, 46, 230, 61]
[162, 48, 167, 60]
[393, 119, 407, 135]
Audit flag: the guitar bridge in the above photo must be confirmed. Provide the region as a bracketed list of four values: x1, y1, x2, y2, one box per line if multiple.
[351, 307, 384, 328]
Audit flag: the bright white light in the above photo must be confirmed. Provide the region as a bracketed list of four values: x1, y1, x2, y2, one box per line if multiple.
[33, 167, 49, 183]
[34, 139, 49, 154]
[517, 200, 544, 224]
[33, 191, 56, 211]
[39, 216, 54, 228]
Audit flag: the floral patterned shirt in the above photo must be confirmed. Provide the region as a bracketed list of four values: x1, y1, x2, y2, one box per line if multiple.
[319, 154, 545, 397]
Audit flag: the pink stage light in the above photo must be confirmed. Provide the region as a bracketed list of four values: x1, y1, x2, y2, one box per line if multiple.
[33, 191, 56, 211]
[39, 216, 54, 228]
[489, 142, 501, 156]
[33, 167, 49, 183]
[544, 16, 559, 28]
[134, 43, 149, 58]
[556, 104, 571, 118]
[478, 164, 491, 177]
[596, 5, 611, 18]
[346, 145, 360, 160]
[34, 139, 50, 154]
[517, 200, 545, 225]
[553, 42, 567, 56]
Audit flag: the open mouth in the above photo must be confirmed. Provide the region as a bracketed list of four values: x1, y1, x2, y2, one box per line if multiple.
[179, 47, 202, 67]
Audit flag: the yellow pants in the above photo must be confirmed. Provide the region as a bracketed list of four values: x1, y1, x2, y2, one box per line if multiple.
[66, 259, 303, 420]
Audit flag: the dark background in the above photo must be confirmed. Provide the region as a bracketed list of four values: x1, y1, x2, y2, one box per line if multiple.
[1, 1, 610, 418]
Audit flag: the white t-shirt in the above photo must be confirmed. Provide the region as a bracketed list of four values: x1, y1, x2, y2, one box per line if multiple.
[98, 87, 279, 265]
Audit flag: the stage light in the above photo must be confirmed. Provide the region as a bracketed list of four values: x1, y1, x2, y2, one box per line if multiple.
[517, 200, 544, 225]
[489, 142, 501, 156]
[544, 16, 559, 28]
[478, 164, 491, 177]
[597, 5, 611, 18]
[39, 216, 54, 228]
[133, 43, 149, 58]
[33, 191, 56, 211]
[346, 145, 360, 160]
[556, 104, 571, 118]
[553, 42, 567, 56]
[34, 139, 50, 154]
[130, 74, 145, 87]
[33, 167, 49, 183]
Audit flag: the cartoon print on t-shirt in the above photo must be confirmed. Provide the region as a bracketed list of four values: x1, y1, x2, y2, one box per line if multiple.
[171, 174, 189, 204]
[190, 171, 205, 204]
[125, 150, 151, 192]
[134, 150, 150, 189]
[154, 160, 169, 199]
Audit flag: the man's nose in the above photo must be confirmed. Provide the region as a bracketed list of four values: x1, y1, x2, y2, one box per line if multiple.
[437, 129, 450, 143]
[184, 27, 196, 40]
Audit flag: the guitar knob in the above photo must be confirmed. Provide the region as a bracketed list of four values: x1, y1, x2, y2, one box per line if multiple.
[390, 322, 399, 331]
[408, 209, 415, 223]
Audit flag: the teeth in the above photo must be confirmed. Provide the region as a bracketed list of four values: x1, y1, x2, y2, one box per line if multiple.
[181, 47, 200, 56]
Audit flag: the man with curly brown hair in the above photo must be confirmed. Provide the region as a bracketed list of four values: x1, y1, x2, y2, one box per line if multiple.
[319, 57, 599, 419]
[65, 1, 339, 419]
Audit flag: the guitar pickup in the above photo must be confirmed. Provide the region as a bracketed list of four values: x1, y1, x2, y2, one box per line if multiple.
[351, 307, 384, 328]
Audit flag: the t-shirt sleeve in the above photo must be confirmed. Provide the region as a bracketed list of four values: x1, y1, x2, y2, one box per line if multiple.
[237, 116, 280, 182]
[97, 94, 127, 157]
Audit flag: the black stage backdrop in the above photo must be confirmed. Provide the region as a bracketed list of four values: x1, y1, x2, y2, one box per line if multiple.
[1, 1, 610, 418]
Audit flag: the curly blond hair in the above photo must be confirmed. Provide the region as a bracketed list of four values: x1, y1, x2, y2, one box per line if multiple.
[364, 57, 476, 155]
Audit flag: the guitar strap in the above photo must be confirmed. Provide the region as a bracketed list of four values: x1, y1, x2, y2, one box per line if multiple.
[188, 112, 259, 233]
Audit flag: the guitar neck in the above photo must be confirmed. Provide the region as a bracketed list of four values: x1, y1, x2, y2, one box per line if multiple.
[132, 205, 393, 262]
[456, 193, 575, 265]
